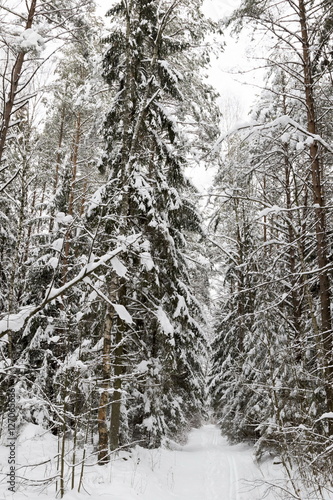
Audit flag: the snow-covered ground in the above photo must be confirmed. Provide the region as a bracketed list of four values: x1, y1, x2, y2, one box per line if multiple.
[0, 423, 292, 500]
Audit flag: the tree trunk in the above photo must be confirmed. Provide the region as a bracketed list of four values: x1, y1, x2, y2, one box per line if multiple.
[97, 306, 113, 464]
[0, 0, 37, 169]
[109, 321, 124, 451]
[54, 104, 67, 194]
[62, 113, 81, 283]
[298, 0, 333, 416]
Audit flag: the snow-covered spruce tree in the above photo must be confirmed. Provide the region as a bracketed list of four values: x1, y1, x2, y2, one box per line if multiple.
[87, 0, 220, 461]
[227, 0, 333, 432]
[210, 56, 333, 494]
[208, 133, 270, 444]
[242, 73, 327, 469]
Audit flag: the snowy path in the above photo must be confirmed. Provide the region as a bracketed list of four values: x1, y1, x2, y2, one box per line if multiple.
[96, 424, 284, 500]
[156, 424, 261, 500]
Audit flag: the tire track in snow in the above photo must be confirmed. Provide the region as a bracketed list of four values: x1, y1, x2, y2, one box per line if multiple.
[201, 426, 216, 500]
[201, 425, 240, 500]
[228, 454, 239, 500]
[207, 426, 219, 500]
[209, 426, 223, 500]
[161, 425, 275, 500]
[202, 425, 236, 500]
[204, 448, 220, 500]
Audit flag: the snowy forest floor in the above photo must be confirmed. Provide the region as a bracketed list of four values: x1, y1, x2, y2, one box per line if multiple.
[0, 423, 300, 500]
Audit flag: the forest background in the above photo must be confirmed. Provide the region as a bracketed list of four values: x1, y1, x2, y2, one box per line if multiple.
[0, 1, 333, 499]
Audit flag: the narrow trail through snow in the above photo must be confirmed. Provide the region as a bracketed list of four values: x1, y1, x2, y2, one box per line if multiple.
[166, 424, 255, 500]
[116, 424, 283, 500]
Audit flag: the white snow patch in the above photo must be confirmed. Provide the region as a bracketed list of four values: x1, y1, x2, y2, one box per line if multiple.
[305, 136, 315, 146]
[0, 306, 35, 334]
[76, 311, 84, 322]
[18, 423, 45, 442]
[156, 307, 174, 335]
[140, 239, 151, 252]
[258, 205, 282, 217]
[142, 416, 155, 431]
[55, 212, 73, 225]
[136, 360, 149, 373]
[319, 412, 333, 420]
[140, 251, 154, 271]
[49, 336, 60, 343]
[173, 295, 187, 318]
[48, 257, 59, 269]
[17, 28, 44, 53]
[112, 303, 133, 324]
[86, 185, 105, 217]
[280, 132, 290, 144]
[111, 256, 128, 277]
[52, 238, 64, 252]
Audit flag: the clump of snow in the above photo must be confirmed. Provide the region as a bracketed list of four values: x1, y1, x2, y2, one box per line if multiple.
[173, 295, 187, 318]
[140, 251, 154, 271]
[140, 239, 151, 252]
[111, 256, 128, 277]
[47, 257, 59, 269]
[86, 185, 105, 217]
[258, 205, 282, 217]
[136, 360, 149, 373]
[304, 136, 315, 146]
[112, 303, 133, 324]
[319, 412, 333, 420]
[49, 335, 60, 343]
[52, 238, 64, 252]
[143, 416, 155, 431]
[275, 115, 290, 126]
[55, 212, 73, 225]
[17, 28, 45, 54]
[0, 306, 35, 334]
[156, 307, 174, 335]
[195, 255, 210, 266]
[280, 132, 290, 144]
[76, 312, 84, 322]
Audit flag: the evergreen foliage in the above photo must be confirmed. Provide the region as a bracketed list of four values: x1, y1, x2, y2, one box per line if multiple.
[209, 2, 333, 496]
[0, 0, 219, 491]
[2, 0, 333, 497]
[87, 0, 219, 451]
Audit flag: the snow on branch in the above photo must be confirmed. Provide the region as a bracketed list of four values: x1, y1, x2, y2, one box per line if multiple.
[318, 412, 333, 420]
[212, 115, 333, 155]
[0, 234, 141, 338]
[87, 283, 133, 325]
